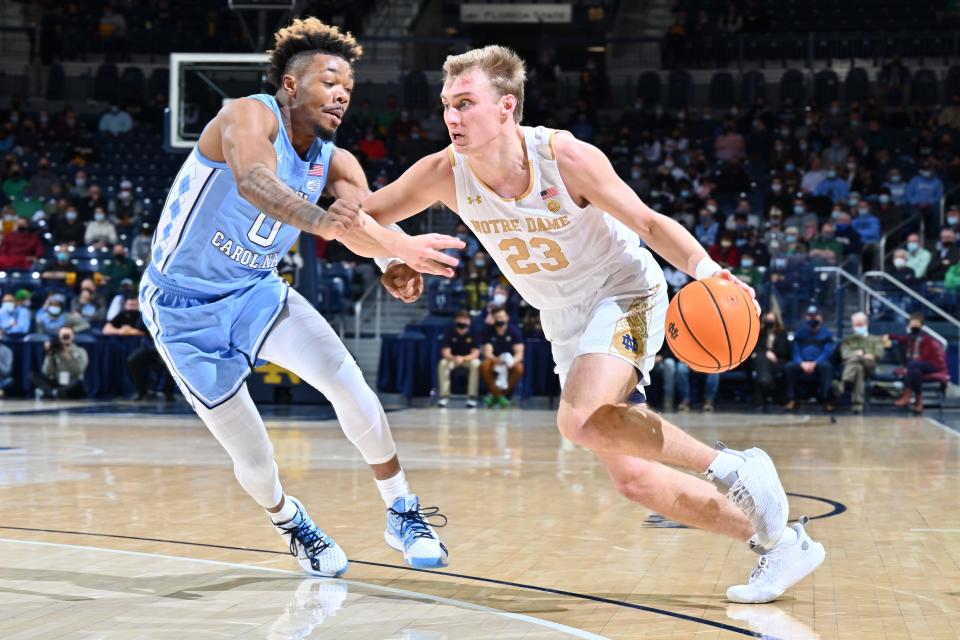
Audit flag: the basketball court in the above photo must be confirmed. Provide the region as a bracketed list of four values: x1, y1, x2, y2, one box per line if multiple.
[0, 401, 957, 639]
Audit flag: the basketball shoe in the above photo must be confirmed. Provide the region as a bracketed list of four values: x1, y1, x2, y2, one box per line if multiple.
[727, 517, 826, 604]
[385, 495, 449, 568]
[726, 604, 818, 640]
[266, 578, 348, 640]
[272, 496, 348, 577]
[706, 443, 789, 549]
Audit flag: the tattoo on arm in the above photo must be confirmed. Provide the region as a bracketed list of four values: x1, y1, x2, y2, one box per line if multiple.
[239, 164, 323, 235]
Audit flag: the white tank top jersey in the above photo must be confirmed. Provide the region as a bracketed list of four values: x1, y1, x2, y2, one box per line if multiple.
[449, 125, 663, 311]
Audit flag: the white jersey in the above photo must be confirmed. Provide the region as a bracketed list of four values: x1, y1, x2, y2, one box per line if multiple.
[450, 125, 663, 311]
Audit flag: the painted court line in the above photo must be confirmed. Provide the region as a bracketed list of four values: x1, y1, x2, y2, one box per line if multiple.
[924, 416, 960, 437]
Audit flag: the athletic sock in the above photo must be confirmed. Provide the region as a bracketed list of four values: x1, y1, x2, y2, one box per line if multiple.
[269, 495, 300, 524]
[376, 469, 410, 507]
[704, 448, 745, 491]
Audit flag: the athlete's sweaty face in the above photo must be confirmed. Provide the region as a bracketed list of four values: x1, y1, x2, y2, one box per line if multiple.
[289, 53, 354, 141]
[441, 70, 513, 154]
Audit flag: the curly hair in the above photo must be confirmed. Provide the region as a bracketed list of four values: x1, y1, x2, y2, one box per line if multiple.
[266, 17, 363, 88]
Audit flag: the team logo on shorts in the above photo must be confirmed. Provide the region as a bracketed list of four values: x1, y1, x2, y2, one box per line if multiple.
[306, 177, 321, 192]
[547, 199, 561, 213]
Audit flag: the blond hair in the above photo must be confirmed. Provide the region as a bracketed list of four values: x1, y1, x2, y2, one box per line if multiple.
[442, 45, 527, 123]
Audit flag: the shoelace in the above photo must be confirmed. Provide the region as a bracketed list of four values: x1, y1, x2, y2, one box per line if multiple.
[282, 516, 332, 559]
[750, 554, 770, 582]
[388, 504, 448, 541]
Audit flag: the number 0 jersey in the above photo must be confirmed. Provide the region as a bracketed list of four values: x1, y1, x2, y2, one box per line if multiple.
[449, 125, 663, 311]
[149, 93, 333, 296]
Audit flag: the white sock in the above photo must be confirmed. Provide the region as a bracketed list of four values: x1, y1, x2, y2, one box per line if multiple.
[705, 449, 745, 491]
[269, 495, 300, 524]
[776, 525, 798, 547]
[376, 470, 410, 507]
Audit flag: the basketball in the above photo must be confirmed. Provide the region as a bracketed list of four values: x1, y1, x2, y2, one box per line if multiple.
[664, 277, 760, 373]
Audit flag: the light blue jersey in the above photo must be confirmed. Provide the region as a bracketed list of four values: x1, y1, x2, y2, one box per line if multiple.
[142, 94, 334, 409]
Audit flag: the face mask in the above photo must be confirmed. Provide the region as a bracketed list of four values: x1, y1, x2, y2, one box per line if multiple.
[706, 205, 717, 213]
[48, 305, 61, 316]
[879, 195, 890, 204]
[680, 190, 690, 199]
[786, 234, 797, 243]
[772, 183, 782, 192]
[475, 258, 485, 268]
[909, 326, 921, 335]
[832, 210, 842, 219]
[847, 164, 856, 172]
[921, 170, 932, 178]
[494, 319, 507, 328]
[1, 302, 13, 313]
[664, 160, 674, 169]
[455, 322, 469, 330]
[890, 175, 901, 183]
[39, 115, 48, 125]
[807, 319, 820, 329]
[949, 216, 959, 225]
[94, 212, 105, 222]
[827, 171, 837, 179]
[943, 240, 954, 247]
[118, 191, 132, 201]
[492, 294, 507, 305]
[858, 207, 869, 216]
[65, 211, 77, 221]
[764, 318, 775, 327]
[741, 259, 754, 268]
[894, 258, 907, 268]
[75, 178, 86, 187]
[822, 232, 834, 239]
[114, 253, 125, 261]
[850, 120, 860, 127]
[785, 163, 796, 172]
[794, 205, 804, 215]
[721, 241, 732, 249]
[853, 325, 868, 337]
[907, 242, 919, 253]
[630, 171, 641, 180]
[56, 252, 68, 262]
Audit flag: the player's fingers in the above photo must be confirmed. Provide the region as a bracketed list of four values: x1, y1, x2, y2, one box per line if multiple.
[428, 234, 467, 250]
[418, 260, 455, 277]
[428, 250, 459, 268]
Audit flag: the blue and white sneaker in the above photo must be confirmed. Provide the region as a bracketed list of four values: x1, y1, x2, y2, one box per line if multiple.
[385, 495, 449, 568]
[272, 496, 349, 577]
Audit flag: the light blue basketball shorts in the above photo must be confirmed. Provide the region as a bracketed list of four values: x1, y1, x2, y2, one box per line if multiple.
[140, 269, 289, 409]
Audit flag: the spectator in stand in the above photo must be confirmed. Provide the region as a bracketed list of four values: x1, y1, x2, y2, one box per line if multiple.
[808, 222, 843, 265]
[731, 250, 761, 288]
[102, 297, 146, 336]
[28, 158, 60, 200]
[0, 293, 31, 335]
[904, 233, 931, 279]
[814, 164, 850, 202]
[102, 244, 138, 294]
[98, 4, 128, 58]
[709, 231, 740, 269]
[53, 206, 86, 246]
[927, 228, 960, 281]
[833, 211, 862, 259]
[84, 206, 118, 247]
[106, 278, 136, 320]
[30, 325, 87, 399]
[436, 310, 481, 408]
[68, 169, 89, 201]
[357, 129, 386, 161]
[750, 311, 791, 411]
[837, 312, 885, 414]
[821, 134, 849, 166]
[937, 94, 960, 130]
[67, 285, 106, 332]
[801, 156, 827, 194]
[879, 54, 910, 104]
[2, 164, 27, 201]
[874, 191, 901, 231]
[127, 341, 174, 401]
[884, 169, 908, 206]
[41, 246, 79, 287]
[891, 248, 918, 287]
[888, 313, 948, 414]
[130, 223, 153, 265]
[108, 179, 143, 229]
[694, 208, 719, 248]
[34, 293, 67, 335]
[676, 364, 720, 412]
[479, 306, 524, 408]
[80, 184, 107, 219]
[851, 200, 882, 244]
[905, 161, 944, 221]
[785, 306, 836, 413]
[0, 218, 44, 269]
[717, 0, 743, 33]
[98, 105, 133, 136]
[714, 119, 745, 162]
[944, 204, 960, 234]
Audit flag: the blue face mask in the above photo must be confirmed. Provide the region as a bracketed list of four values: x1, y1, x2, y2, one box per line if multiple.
[786, 234, 798, 243]
[56, 252, 68, 262]
[48, 305, 61, 316]
[785, 163, 796, 172]
[827, 170, 837, 179]
[879, 194, 890, 204]
[793, 205, 804, 215]
[907, 242, 919, 253]
[1, 302, 13, 313]
[741, 259, 754, 268]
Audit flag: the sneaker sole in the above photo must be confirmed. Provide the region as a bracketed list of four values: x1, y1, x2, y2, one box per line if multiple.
[302, 560, 349, 578]
[384, 529, 449, 568]
[748, 448, 790, 549]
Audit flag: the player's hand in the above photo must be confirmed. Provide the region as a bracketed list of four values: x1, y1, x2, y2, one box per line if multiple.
[396, 233, 465, 278]
[716, 269, 760, 316]
[317, 199, 365, 240]
[382, 263, 424, 303]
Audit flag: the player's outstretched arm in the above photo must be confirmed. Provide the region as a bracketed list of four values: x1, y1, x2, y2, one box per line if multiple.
[209, 98, 360, 241]
[326, 148, 464, 277]
[552, 133, 756, 303]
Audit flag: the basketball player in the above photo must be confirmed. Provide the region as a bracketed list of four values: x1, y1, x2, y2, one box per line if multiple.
[361, 46, 825, 603]
[141, 19, 457, 576]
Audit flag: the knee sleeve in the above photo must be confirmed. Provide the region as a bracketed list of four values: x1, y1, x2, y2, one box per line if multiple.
[194, 386, 283, 509]
[323, 356, 397, 465]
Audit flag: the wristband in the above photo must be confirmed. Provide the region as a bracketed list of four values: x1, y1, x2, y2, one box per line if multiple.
[694, 256, 722, 281]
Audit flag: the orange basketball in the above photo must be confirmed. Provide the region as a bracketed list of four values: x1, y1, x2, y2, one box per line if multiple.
[664, 276, 760, 373]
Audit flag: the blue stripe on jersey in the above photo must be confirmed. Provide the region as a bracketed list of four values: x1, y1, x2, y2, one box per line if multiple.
[150, 93, 333, 297]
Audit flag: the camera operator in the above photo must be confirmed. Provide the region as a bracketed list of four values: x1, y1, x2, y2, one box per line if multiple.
[30, 326, 88, 399]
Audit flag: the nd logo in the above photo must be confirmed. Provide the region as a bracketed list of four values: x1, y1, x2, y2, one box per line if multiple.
[256, 363, 301, 385]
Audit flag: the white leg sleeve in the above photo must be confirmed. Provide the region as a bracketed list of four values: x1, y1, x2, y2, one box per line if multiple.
[194, 384, 283, 509]
[259, 289, 397, 465]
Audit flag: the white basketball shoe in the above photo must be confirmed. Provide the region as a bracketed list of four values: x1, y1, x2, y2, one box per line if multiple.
[272, 496, 349, 577]
[727, 517, 826, 604]
[267, 578, 348, 640]
[707, 444, 790, 549]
